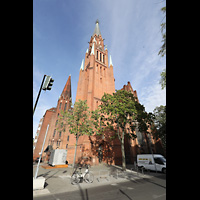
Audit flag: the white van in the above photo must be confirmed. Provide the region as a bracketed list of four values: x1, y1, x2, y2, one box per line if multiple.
[137, 154, 166, 173]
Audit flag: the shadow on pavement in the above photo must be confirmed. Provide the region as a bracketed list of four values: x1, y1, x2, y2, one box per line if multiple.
[77, 183, 89, 200]
[119, 189, 133, 200]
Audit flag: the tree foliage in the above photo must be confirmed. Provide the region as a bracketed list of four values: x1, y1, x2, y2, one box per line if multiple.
[159, 4, 166, 90]
[95, 90, 153, 170]
[57, 99, 94, 168]
[158, 6, 166, 57]
[151, 105, 166, 150]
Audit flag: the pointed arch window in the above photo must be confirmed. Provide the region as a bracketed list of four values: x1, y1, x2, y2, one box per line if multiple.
[53, 129, 56, 137]
[96, 64, 98, 73]
[64, 103, 67, 111]
[59, 131, 62, 138]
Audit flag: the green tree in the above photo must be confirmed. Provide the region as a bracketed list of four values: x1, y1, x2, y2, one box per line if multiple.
[97, 90, 153, 171]
[159, 5, 166, 90]
[151, 105, 166, 150]
[158, 6, 166, 58]
[57, 99, 94, 168]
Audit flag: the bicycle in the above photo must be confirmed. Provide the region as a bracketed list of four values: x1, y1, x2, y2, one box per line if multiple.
[71, 164, 94, 185]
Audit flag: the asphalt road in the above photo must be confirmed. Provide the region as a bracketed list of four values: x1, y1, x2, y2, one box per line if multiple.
[34, 173, 166, 200]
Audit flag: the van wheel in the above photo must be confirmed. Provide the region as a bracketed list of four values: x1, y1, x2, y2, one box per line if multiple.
[162, 168, 166, 174]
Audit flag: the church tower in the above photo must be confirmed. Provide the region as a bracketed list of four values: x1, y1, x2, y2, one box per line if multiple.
[70, 20, 116, 165]
[76, 20, 115, 111]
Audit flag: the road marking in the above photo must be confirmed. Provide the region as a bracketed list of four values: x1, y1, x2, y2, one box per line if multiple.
[111, 183, 118, 186]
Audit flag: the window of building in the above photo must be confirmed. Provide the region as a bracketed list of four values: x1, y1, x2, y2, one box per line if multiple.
[97, 50, 98, 60]
[64, 103, 67, 111]
[53, 129, 56, 137]
[59, 131, 62, 138]
[103, 55, 105, 63]
[66, 144, 68, 149]
[55, 120, 58, 126]
[96, 64, 98, 73]
[100, 52, 102, 61]
[67, 135, 70, 141]
[100, 66, 102, 75]
[59, 102, 62, 110]
[57, 141, 61, 147]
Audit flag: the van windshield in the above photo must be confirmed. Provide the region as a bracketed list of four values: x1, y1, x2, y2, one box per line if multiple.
[154, 157, 166, 164]
[160, 157, 166, 162]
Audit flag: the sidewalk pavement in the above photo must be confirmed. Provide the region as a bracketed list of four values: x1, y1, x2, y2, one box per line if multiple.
[33, 163, 152, 198]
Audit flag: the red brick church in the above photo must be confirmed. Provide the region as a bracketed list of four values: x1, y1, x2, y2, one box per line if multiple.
[33, 20, 164, 165]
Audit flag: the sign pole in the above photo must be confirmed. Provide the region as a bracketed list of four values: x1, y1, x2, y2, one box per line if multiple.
[33, 75, 46, 115]
[34, 124, 49, 179]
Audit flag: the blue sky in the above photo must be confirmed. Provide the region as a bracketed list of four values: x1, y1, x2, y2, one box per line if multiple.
[33, 0, 166, 138]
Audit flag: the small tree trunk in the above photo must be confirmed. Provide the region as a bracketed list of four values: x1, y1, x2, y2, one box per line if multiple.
[121, 131, 126, 171]
[73, 136, 79, 169]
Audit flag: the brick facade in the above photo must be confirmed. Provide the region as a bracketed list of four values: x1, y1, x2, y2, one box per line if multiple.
[33, 20, 164, 165]
[33, 107, 56, 160]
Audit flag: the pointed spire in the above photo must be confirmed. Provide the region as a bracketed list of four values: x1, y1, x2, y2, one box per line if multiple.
[90, 43, 94, 55]
[80, 59, 84, 71]
[61, 75, 71, 99]
[93, 19, 101, 36]
[109, 55, 113, 66]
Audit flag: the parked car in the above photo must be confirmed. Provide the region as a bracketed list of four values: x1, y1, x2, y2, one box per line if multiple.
[137, 154, 166, 173]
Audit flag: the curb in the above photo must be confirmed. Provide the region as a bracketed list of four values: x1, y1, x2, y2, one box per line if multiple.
[33, 188, 50, 197]
[111, 164, 153, 178]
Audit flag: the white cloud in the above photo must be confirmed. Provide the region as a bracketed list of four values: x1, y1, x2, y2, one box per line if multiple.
[138, 81, 166, 113]
[103, 0, 166, 112]
[106, 0, 165, 86]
